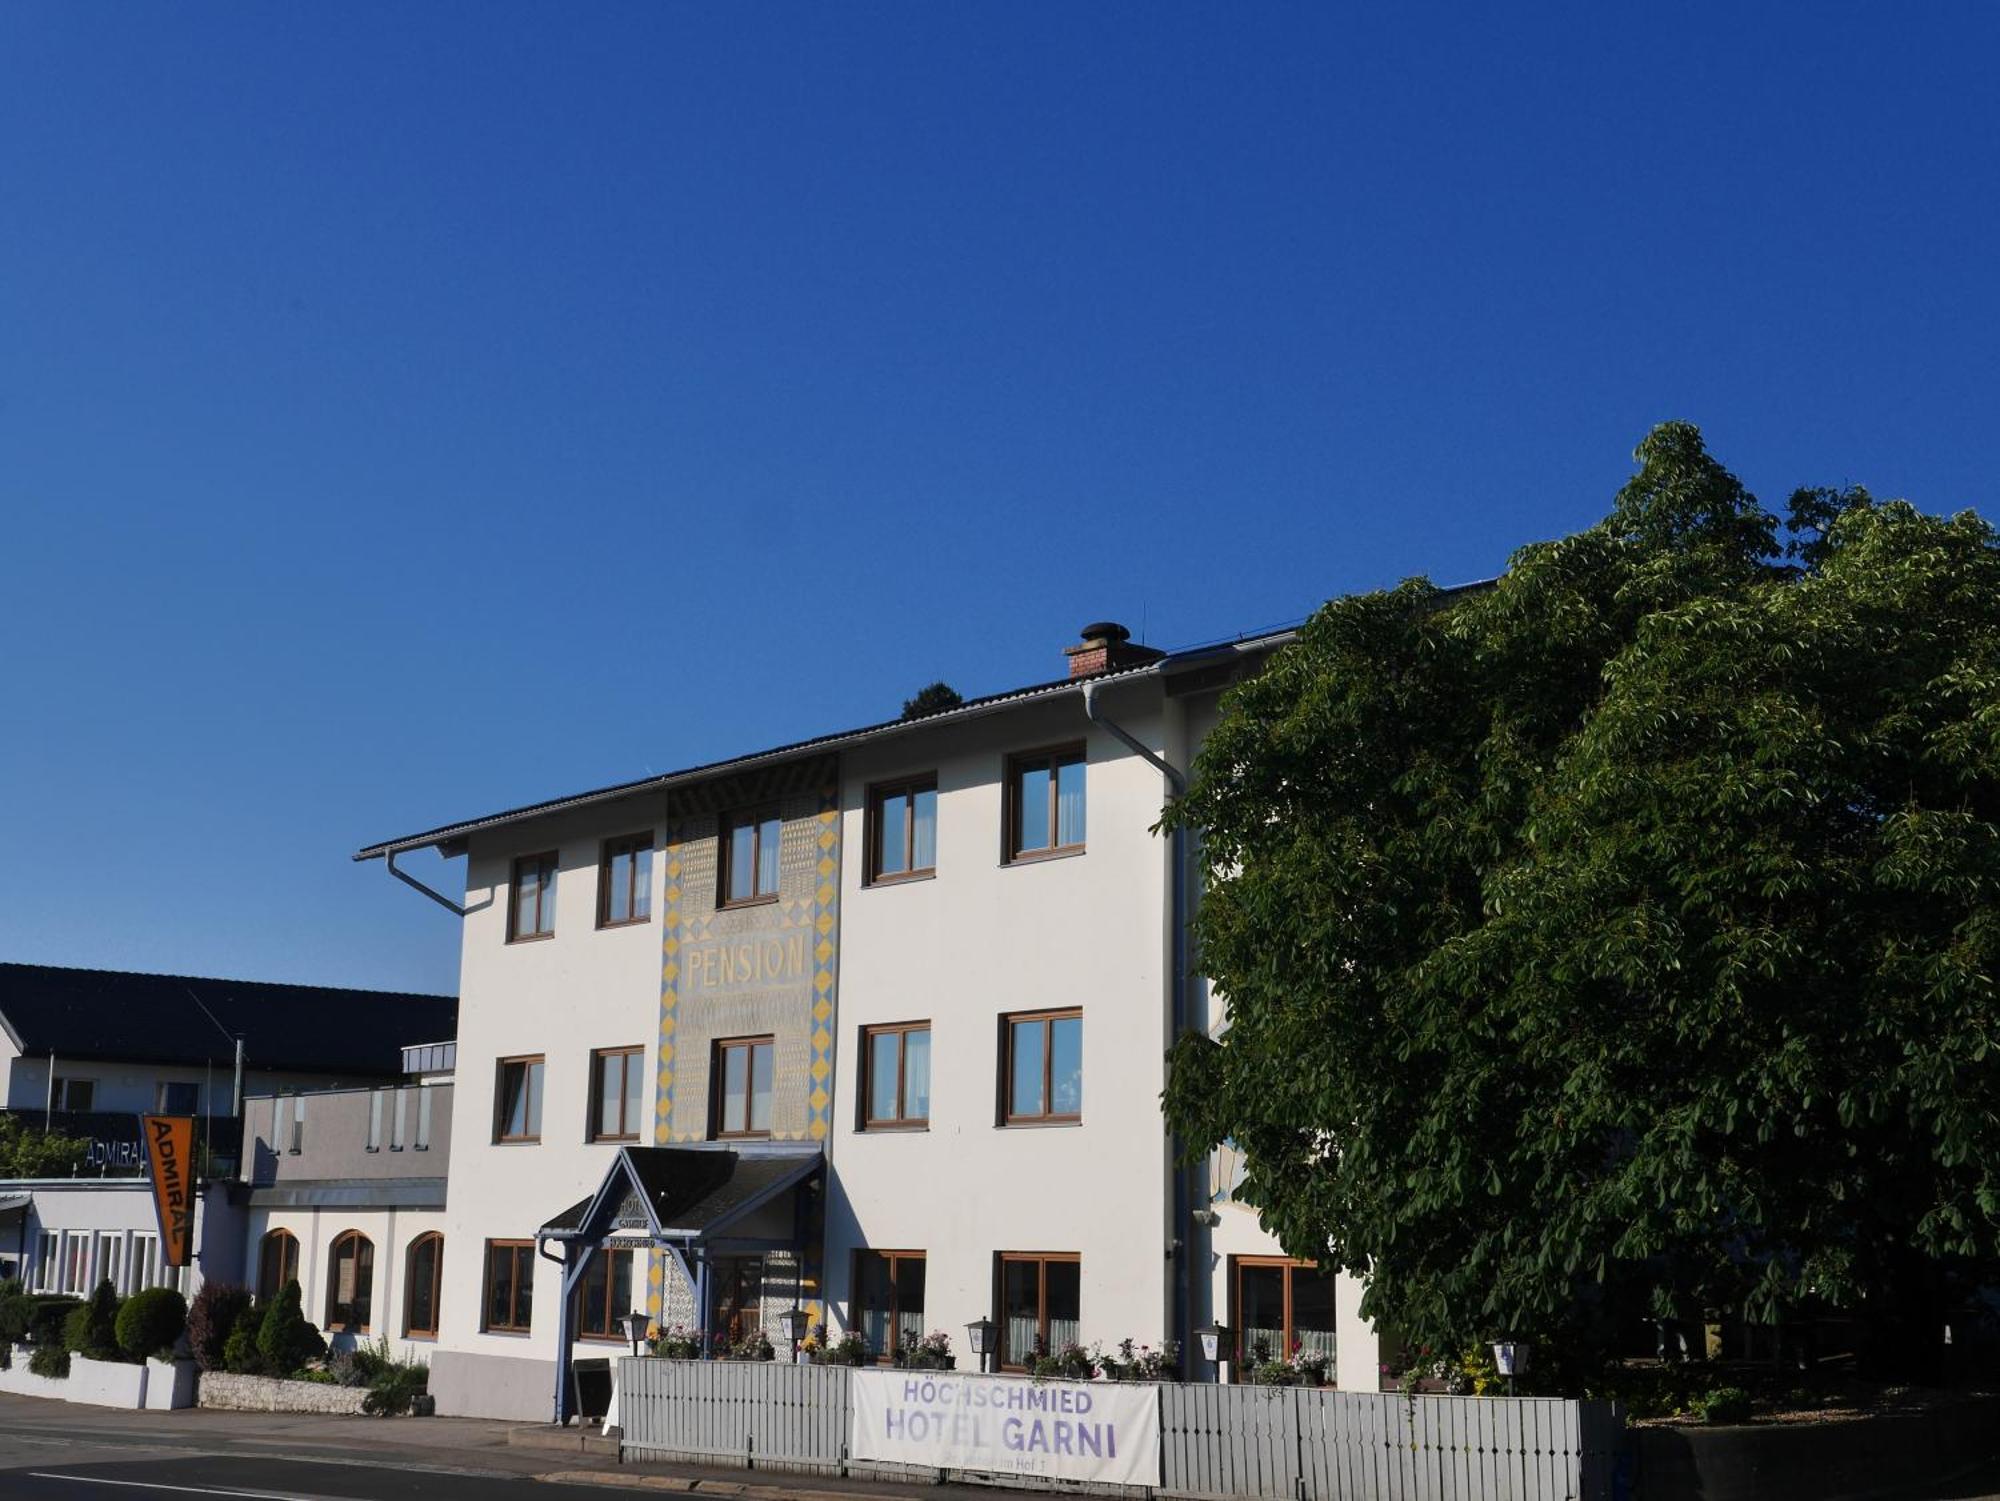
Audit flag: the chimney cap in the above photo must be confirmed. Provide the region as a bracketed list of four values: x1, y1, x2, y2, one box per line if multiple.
[1078, 621, 1131, 645]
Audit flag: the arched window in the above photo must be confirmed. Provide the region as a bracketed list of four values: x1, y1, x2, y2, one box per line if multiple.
[404, 1233, 444, 1338]
[325, 1229, 375, 1333]
[257, 1229, 299, 1300]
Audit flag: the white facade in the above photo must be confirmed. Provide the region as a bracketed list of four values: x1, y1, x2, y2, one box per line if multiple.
[429, 805, 670, 1417]
[381, 629, 1379, 1418]
[1, 1179, 241, 1301]
[824, 687, 1176, 1362]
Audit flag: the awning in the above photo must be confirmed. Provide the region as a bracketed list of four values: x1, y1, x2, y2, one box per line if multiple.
[242, 1178, 447, 1211]
[538, 1144, 821, 1246]
[0, 1194, 29, 1215]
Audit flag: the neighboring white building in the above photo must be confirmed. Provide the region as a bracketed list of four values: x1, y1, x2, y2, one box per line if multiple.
[237, 1043, 454, 1365]
[355, 621, 1379, 1421]
[0, 964, 455, 1308]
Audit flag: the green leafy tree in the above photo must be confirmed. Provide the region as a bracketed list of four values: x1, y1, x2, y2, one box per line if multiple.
[255, 1279, 325, 1375]
[0, 1114, 89, 1177]
[1165, 423, 2000, 1374]
[901, 681, 963, 720]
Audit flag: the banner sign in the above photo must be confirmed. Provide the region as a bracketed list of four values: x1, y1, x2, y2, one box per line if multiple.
[142, 1114, 196, 1267]
[850, 1369, 1160, 1486]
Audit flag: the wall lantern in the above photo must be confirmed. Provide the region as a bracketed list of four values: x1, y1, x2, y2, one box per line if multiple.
[1492, 1340, 1530, 1395]
[624, 1310, 652, 1359]
[965, 1317, 997, 1374]
[1195, 1323, 1231, 1379]
[781, 1306, 812, 1360]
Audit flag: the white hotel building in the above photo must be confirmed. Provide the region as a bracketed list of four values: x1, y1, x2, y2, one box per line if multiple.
[355, 622, 1376, 1421]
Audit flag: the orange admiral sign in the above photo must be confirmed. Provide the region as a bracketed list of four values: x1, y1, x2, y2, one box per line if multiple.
[142, 1114, 196, 1267]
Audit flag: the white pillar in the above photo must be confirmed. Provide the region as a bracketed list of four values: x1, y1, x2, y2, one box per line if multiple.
[1334, 1271, 1379, 1392]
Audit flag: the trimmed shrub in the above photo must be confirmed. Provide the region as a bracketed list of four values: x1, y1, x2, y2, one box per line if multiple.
[27, 1295, 80, 1347]
[116, 1287, 188, 1363]
[254, 1279, 324, 1375]
[222, 1300, 267, 1375]
[1695, 1386, 1754, 1425]
[188, 1282, 251, 1372]
[363, 1361, 428, 1416]
[65, 1279, 121, 1361]
[28, 1345, 69, 1379]
[0, 1279, 33, 1344]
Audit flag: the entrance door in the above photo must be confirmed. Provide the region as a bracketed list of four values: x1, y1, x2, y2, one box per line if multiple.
[710, 1257, 763, 1347]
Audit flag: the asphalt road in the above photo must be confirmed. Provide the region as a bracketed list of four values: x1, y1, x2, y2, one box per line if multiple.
[0, 1453, 623, 1500]
[0, 1398, 629, 1501]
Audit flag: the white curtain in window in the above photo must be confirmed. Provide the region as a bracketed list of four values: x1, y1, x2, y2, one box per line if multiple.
[1055, 759, 1086, 846]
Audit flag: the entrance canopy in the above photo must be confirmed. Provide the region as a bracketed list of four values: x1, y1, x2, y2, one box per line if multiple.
[537, 1142, 822, 1250]
[535, 1143, 824, 1426]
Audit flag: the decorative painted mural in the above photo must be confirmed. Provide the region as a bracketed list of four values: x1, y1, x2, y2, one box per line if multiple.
[646, 755, 840, 1331]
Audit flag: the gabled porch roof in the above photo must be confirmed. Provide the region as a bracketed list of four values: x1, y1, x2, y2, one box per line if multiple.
[537, 1142, 822, 1247]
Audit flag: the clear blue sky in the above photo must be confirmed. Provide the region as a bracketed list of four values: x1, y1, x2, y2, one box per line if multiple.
[3, 3, 1994, 997]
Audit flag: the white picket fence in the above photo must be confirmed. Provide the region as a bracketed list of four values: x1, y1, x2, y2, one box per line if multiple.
[616, 1359, 1624, 1501]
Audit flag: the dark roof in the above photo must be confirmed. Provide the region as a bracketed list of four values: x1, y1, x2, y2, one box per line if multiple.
[541, 1145, 821, 1242]
[353, 622, 1312, 861]
[0, 963, 457, 1077]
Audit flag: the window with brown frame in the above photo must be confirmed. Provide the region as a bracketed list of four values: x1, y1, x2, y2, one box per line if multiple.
[1004, 746, 1085, 862]
[509, 852, 559, 941]
[995, 1252, 1080, 1369]
[867, 778, 937, 884]
[711, 1036, 774, 1138]
[405, 1232, 444, 1338]
[719, 809, 782, 906]
[1001, 1009, 1082, 1124]
[324, 1229, 375, 1332]
[860, 1022, 930, 1129]
[1230, 1256, 1336, 1368]
[257, 1229, 299, 1300]
[573, 1245, 635, 1340]
[597, 833, 653, 928]
[590, 1046, 646, 1142]
[494, 1055, 545, 1142]
[484, 1240, 535, 1332]
[852, 1250, 925, 1361]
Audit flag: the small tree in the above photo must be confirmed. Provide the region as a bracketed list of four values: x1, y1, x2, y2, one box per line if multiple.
[187, 1282, 251, 1372]
[255, 1279, 324, 1375]
[901, 681, 963, 720]
[115, 1287, 188, 1363]
[221, 1300, 265, 1374]
[64, 1279, 121, 1362]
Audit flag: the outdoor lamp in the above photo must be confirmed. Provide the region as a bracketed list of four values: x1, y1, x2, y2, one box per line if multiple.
[1196, 1323, 1231, 1379]
[965, 1317, 996, 1374]
[781, 1305, 811, 1359]
[624, 1310, 651, 1358]
[1492, 1340, 1530, 1396]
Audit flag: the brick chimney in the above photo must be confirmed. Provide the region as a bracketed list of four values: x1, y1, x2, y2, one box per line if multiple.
[1064, 620, 1166, 679]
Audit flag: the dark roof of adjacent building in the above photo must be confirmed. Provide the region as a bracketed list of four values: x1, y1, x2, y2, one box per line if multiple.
[0, 963, 458, 1077]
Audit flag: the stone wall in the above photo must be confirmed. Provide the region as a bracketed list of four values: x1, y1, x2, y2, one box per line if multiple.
[196, 1371, 369, 1415]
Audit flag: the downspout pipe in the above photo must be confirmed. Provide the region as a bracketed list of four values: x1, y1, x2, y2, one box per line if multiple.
[1081, 680, 1196, 1379]
[387, 849, 471, 917]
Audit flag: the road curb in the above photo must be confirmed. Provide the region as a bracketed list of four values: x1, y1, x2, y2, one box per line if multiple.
[538, 1470, 916, 1501]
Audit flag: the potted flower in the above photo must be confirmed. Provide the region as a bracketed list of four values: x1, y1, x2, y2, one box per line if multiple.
[901, 1330, 954, 1370]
